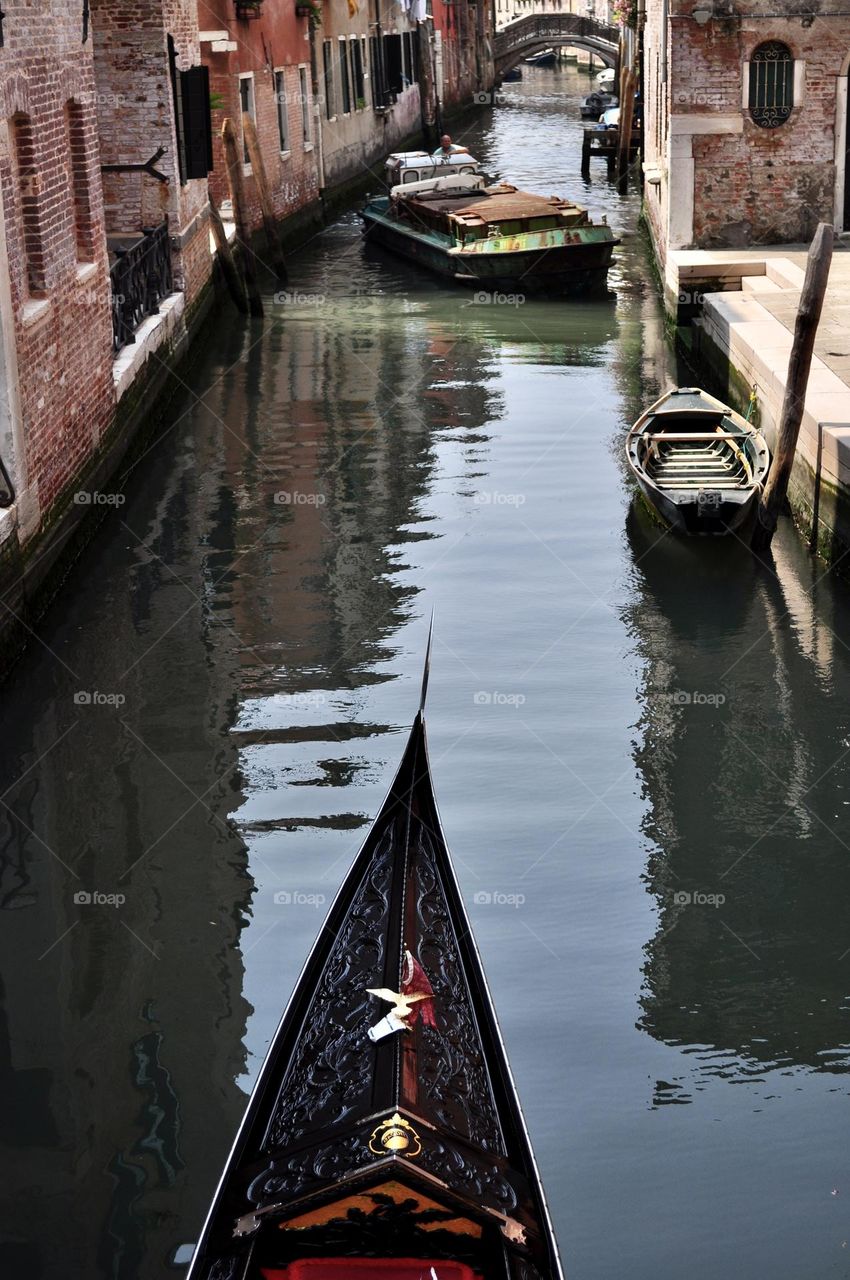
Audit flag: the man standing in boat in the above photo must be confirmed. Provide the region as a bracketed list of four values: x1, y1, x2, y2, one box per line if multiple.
[433, 134, 467, 161]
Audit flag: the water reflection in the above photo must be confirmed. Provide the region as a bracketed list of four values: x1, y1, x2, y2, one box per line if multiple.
[626, 502, 850, 1087]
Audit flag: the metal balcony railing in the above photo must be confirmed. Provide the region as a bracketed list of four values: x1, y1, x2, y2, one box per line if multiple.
[109, 220, 174, 356]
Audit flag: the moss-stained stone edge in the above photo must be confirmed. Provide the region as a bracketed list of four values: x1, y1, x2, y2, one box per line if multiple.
[690, 321, 850, 578]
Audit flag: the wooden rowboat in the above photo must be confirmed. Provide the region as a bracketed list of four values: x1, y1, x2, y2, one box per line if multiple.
[625, 387, 771, 535]
[185, 641, 565, 1280]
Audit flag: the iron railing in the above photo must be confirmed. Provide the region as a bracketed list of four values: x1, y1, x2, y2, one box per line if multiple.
[110, 221, 174, 355]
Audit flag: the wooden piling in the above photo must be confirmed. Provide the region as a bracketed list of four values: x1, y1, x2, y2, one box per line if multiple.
[209, 197, 249, 315]
[751, 221, 834, 554]
[221, 117, 264, 318]
[242, 112, 289, 283]
[617, 68, 636, 193]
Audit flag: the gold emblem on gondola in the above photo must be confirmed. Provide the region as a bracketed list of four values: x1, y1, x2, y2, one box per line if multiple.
[368, 1112, 422, 1157]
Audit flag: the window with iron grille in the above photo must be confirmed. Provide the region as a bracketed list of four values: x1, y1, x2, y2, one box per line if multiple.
[748, 41, 793, 129]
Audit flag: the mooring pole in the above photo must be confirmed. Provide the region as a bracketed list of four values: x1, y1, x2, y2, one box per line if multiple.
[242, 113, 289, 283]
[616, 68, 636, 193]
[221, 117, 264, 318]
[209, 197, 249, 315]
[751, 221, 834, 555]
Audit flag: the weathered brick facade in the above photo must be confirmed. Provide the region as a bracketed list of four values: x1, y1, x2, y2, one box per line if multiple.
[0, 2, 115, 528]
[91, 0, 212, 306]
[643, 1, 850, 265]
[201, 0, 321, 234]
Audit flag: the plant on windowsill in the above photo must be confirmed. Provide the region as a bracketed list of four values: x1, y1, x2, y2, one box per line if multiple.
[295, 0, 322, 27]
[235, 0, 263, 19]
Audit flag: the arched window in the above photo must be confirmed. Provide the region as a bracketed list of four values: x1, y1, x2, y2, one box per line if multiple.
[11, 113, 46, 296]
[749, 41, 794, 128]
[66, 100, 95, 262]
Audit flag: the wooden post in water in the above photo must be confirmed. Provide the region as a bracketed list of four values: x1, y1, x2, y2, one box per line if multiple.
[221, 117, 264, 317]
[617, 68, 636, 193]
[751, 221, 834, 554]
[209, 197, 248, 315]
[242, 112, 289, 283]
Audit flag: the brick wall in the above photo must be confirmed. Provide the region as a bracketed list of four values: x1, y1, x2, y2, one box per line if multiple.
[201, 0, 321, 237]
[91, 0, 212, 309]
[0, 3, 115, 524]
[643, 0, 850, 262]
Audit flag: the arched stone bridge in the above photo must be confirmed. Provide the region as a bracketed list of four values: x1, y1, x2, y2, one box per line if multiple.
[494, 13, 619, 79]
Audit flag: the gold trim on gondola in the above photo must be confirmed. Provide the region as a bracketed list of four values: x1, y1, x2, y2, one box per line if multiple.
[368, 1112, 422, 1157]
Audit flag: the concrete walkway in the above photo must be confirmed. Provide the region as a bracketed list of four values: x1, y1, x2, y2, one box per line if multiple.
[664, 244, 850, 555]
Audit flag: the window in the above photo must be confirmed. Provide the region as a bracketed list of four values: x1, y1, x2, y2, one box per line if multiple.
[351, 38, 365, 109]
[748, 41, 793, 128]
[299, 66, 311, 143]
[239, 74, 255, 162]
[274, 69, 288, 152]
[402, 32, 415, 88]
[384, 34, 403, 96]
[12, 114, 45, 296]
[369, 35, 385, 107]
[339, 38, 351, 114]
[323, 40, 335, 119]
[66, 100, 94, 262]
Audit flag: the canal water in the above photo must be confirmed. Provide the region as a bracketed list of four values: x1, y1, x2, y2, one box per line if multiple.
[3, 64, 850, 1280]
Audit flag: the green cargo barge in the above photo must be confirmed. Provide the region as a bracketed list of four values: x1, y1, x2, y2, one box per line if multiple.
[361, 151, 619, 295]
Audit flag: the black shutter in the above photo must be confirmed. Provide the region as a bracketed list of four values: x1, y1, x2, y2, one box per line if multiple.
[385, 34, 403, 96]
[180, 65, 213, 179]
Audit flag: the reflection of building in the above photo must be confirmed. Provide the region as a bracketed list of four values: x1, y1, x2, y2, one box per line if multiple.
[0, 413, 253, 1276]
[625, 501, 850, 1090]
[643, 0, 850, 264]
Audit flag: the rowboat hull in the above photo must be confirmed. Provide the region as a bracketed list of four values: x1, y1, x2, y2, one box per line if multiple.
[626, 387, 771, 537]
[185, 671, 565, 1280]
[361, 201, 617, 295]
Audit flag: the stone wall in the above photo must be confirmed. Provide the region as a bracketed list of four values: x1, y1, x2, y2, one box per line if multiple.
[642, 0, 850, 267]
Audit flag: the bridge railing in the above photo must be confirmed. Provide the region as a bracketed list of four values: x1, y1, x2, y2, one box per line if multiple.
[494, 13, 619, 60]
